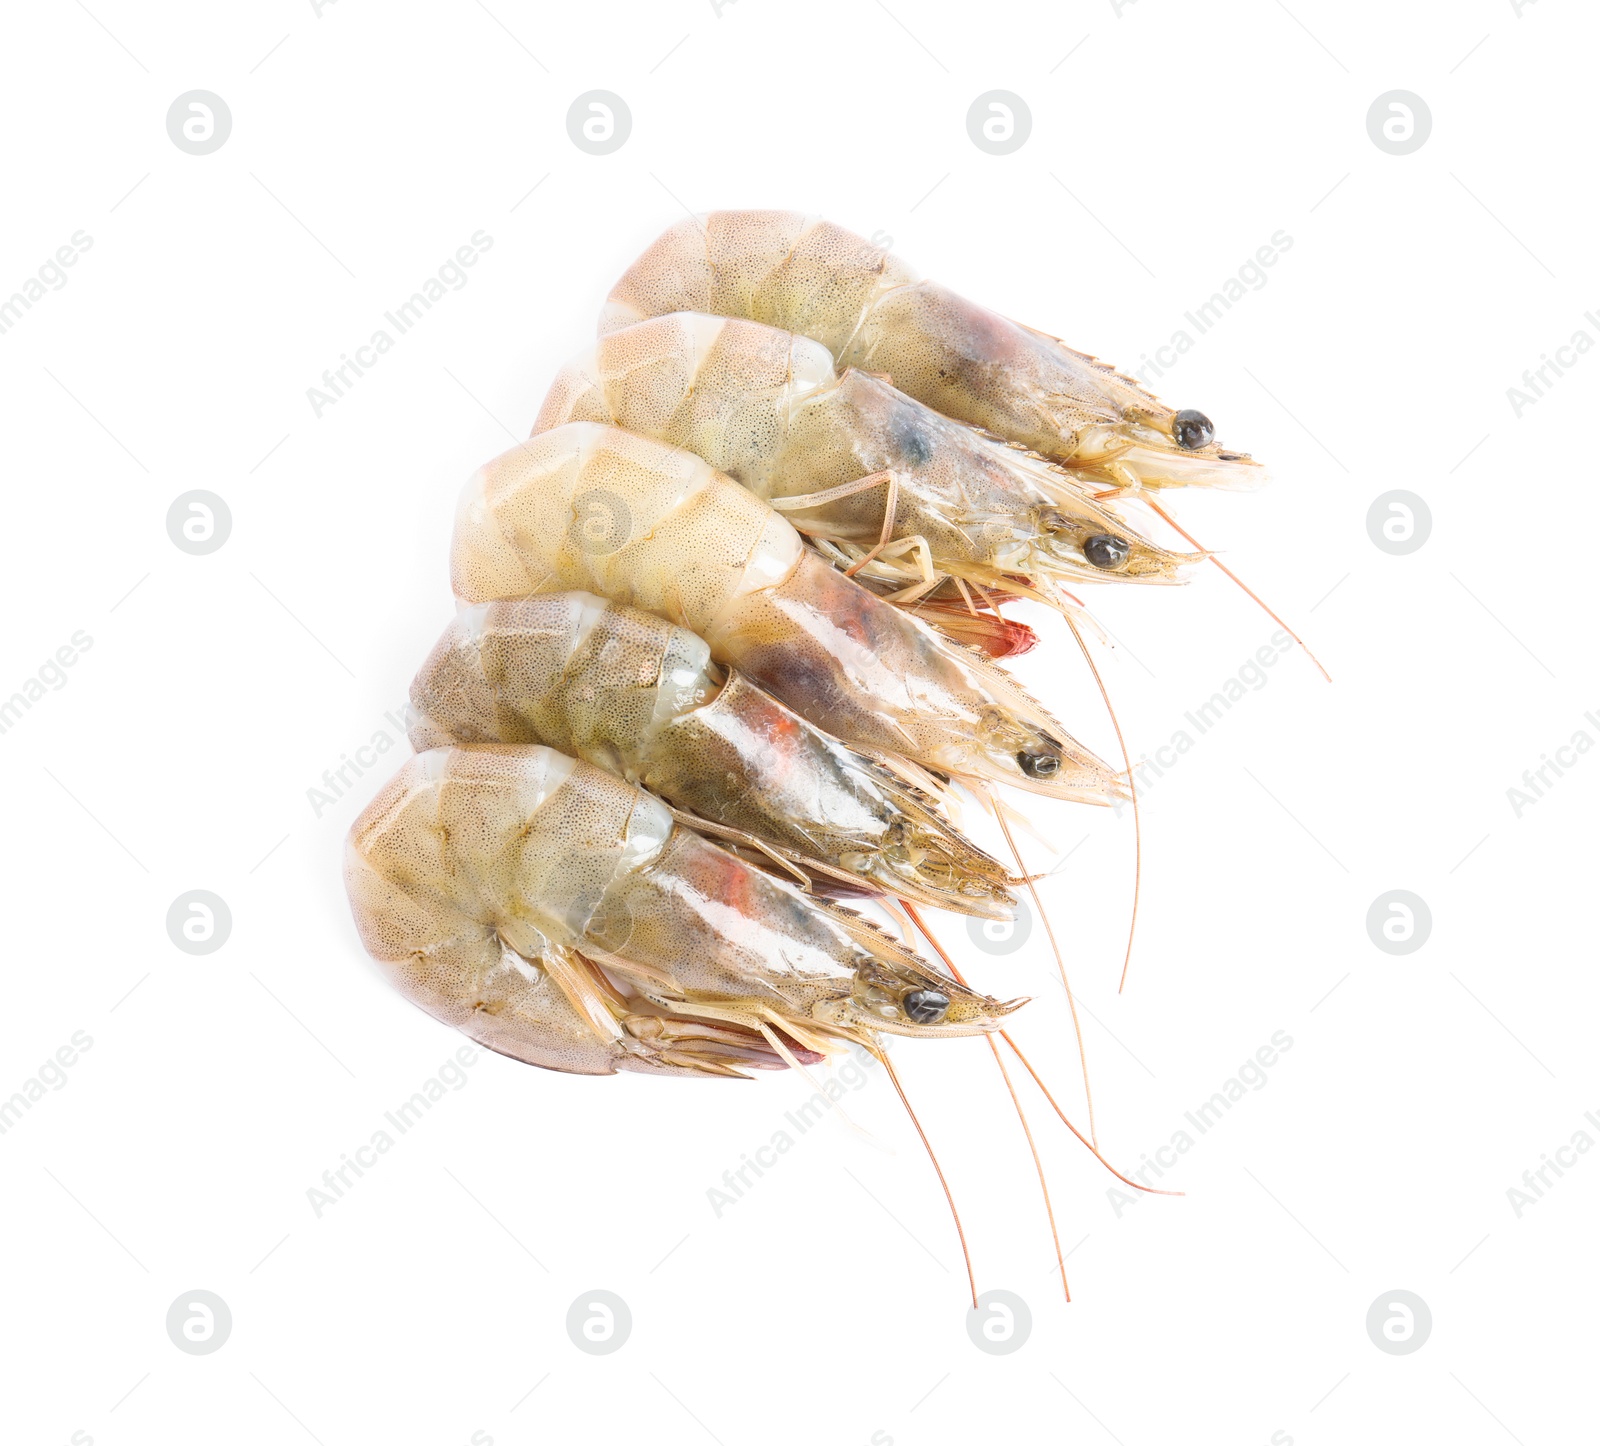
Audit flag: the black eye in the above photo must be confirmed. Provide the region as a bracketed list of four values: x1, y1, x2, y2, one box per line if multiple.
[1017, 746, 1061, 780]
[1173, 409, 1214, 450]
[903, 989, 950, 1024]
[1083, 533, 1130, 570]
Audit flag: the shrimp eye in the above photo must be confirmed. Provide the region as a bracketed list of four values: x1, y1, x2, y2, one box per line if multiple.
[1173, 409, 1214, 450]
[1016, 746, 1061, 780]
[903, 989, 950, 1024]
[1083, 533, 1130, 570]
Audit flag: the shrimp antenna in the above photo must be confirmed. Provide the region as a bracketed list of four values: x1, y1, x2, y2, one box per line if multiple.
[1140, 496, 1331, 684]
[999, 1031, 1182, 1197]
[879, 1049, 978, 1309]
[1059, 601, 1142, 995]
[902, 901, 1069, 1305]
[993, 800, 1099, 1150]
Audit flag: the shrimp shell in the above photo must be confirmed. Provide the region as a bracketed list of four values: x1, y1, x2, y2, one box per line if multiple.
[449, 422, 1123, 804]
[345, 745, 1022, 1076]
[601, 211, 1262, 490]
[407, 594, 1019, 918]
[536, 311, 1198, 595]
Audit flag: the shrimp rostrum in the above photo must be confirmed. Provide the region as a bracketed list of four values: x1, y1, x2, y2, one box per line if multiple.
[450, 422, 1124, 805]
[409, 594, 1019, 918]
[345, 745, 1022, 1077]
[535, 312, 1198, 608]
[601, 211, 1264, 492]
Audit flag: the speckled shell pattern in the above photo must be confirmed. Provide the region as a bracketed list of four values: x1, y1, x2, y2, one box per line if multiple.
[536, 311, 1193, 582]
[406, 595, 1018, 919]
[448, 421, 1116, 799]
[598, 210, 1170, 465]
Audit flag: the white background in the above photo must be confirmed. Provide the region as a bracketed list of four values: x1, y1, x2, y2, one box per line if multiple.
[2, 1, 1595, 1443]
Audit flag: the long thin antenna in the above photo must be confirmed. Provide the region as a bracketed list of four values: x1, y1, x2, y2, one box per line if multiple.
[880, 1051, 978, 1308]
[994, 802, 1099, 1150]
[1000, 1031, 1182, 1197]
[1141, 497, 1331, 683]
[986, 1037, 1068, 1303]
[903, 902, 1069, 1304]
[1060, 604, 1142, 995]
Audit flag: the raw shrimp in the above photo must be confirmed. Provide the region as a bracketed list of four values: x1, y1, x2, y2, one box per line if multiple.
[408, 594, 1019, 918]
[346, 744, 1136, 1304]
[601, 211, 1263, 491]
[535, 312, 1198, 605]
[450, 422, 1123, 805]
[344, 744, 1022, 1077]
